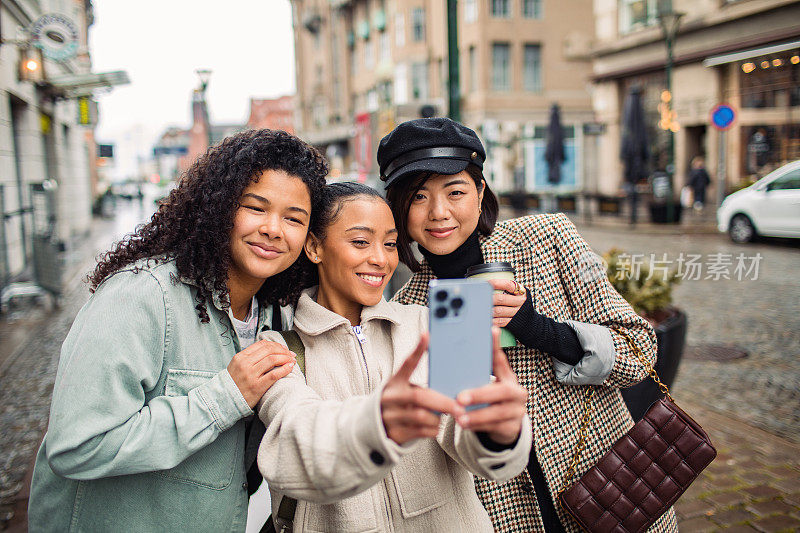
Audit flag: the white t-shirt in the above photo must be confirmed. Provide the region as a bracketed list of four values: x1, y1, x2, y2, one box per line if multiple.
[230, 296, 259, 349]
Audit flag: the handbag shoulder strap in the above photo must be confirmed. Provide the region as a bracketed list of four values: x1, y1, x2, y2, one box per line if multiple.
[557, 328, 673, 496]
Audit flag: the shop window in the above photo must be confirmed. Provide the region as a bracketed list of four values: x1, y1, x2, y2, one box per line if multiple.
[743, 125, 800, 176]
[739, 57, 800, 109]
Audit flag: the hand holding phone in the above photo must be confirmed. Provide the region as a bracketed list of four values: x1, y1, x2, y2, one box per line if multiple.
[427, 279, 493, 407]
[455, 328, 529, 445]
[380, 334, 465, 445]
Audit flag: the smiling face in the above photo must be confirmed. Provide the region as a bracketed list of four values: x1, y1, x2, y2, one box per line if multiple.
[307, 197, 399, 323]
[228, 170, 312, 295]
[406, 171, 484, 255]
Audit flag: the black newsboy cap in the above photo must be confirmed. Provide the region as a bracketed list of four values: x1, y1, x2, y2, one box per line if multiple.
[377, 117, 485, 189]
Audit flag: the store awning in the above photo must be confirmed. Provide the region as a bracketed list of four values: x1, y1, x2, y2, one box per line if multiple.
[703, 40, 800, 67]
[46, 70, 130, 97]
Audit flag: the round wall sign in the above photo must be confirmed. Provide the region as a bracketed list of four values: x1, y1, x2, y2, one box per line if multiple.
[31, 14, 79, 62]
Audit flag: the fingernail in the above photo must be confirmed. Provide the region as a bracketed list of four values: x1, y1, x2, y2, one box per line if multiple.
[458, 415, 469, 425]
[458, 393, 471, 405]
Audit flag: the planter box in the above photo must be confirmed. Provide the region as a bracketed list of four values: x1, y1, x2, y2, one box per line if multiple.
[621, 309, 687, 422]
[648, 202, 683, 224]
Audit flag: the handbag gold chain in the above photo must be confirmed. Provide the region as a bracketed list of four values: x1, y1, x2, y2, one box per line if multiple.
[557, 329, 674, 498]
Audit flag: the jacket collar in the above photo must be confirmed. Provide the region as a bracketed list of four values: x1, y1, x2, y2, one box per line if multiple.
[292, 286, 403, 336]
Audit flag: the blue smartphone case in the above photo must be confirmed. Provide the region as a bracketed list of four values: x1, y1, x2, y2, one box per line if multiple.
[428, 279, 493, 407]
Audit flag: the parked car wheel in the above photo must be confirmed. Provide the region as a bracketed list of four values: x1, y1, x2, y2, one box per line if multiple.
[729, 214, 756, 243]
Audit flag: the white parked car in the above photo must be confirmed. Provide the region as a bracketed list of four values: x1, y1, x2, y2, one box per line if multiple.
[718, 160, 800, 243]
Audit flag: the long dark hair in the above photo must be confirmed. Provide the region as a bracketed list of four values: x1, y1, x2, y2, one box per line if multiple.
[385, 164, 498, 271]
[305, 182, 388, 286]
[87, 129, 328, 322]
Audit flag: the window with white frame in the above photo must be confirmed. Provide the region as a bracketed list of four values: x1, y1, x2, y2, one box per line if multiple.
[464, 0, 478, 22]
[395, 63, 409, 104]
[619, 0, 657, 33]
[491, 0, 509, 18]
[491, 43, 511, 91]
[395, 13, 405, 47]
[411, 61, 429, 100]
[365, 39, 374, 69]
[523, 44, 542, 92]
[412, 8, 425, 42]
[379, 32, 390, 62]
[523, 0, 541, 18]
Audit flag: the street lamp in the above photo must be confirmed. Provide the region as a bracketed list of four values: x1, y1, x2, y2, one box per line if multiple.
[657, 1, 684, 222]
[194, 69, 213, 148]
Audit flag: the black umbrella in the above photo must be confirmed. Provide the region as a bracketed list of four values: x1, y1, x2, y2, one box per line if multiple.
[544, 104, 565, 184]
[620, 86, 650, 184]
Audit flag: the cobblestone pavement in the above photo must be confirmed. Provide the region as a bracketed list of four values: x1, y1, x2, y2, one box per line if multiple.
[0, 200, 155, 530]
[573, 220, 800, 531]
[573, 221, 800, 443]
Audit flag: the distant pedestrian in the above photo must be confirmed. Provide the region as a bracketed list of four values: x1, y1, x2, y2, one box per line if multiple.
[688, 156, 711, 211]
[378, 118, 678, 532]
[27, 129, 327, 532]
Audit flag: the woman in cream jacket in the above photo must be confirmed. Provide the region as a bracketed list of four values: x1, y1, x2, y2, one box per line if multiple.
[256, 182, 532, 532]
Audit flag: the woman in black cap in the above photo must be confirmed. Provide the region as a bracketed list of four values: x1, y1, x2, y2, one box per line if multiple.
[379, 117, 677, 533]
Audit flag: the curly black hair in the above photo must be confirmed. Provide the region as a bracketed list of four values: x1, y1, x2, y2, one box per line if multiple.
[88, 129, 328, 322]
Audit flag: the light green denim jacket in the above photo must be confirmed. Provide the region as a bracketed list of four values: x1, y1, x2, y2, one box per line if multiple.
[28, 259, 284, 532]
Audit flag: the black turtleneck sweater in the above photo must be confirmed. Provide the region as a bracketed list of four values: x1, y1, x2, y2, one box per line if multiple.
[420, 229, 578, 533]
[419, 230, 584, 366]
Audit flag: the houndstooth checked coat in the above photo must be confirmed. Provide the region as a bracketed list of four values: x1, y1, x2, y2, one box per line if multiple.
[393, 213, 678, 532]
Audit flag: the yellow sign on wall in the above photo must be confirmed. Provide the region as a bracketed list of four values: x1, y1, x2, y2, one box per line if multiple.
[77, 96, 92, 125]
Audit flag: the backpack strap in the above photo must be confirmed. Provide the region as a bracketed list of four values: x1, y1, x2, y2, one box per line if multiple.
[261, 330, 304, 533]
[278, 330, 305, 375]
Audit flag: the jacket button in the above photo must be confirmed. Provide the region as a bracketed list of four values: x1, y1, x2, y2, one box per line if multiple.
[369, 450, 385, 465]
[520, 481, 534, 493]
[242, 482, 248, 490]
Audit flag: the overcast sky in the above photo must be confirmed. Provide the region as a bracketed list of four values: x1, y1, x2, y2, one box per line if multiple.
[89, 0, 295, 179]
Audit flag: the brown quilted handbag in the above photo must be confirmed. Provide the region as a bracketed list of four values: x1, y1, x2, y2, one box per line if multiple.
[557, 330, 717, 533]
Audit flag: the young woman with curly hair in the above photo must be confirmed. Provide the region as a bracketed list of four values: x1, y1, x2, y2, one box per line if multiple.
[28, 129, 328, 532]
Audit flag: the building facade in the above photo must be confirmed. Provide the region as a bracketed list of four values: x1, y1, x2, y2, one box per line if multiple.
[1, 0, 125, 288]
[291, 0, 596, 190]
[591, 0, 800, 200]
[247, 95, 295, 133]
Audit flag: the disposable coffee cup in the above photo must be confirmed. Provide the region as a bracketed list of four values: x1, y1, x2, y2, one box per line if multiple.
[465, 262, 518, 348]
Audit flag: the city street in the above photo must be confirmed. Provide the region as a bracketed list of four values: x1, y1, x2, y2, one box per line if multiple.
[0, 206, 798, 531]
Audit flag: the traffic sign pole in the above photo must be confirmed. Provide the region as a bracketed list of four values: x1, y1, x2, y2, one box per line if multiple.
[710, 104, 736, 209]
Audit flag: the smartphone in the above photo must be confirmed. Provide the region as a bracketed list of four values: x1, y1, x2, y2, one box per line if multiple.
[428, 279, 493, 408]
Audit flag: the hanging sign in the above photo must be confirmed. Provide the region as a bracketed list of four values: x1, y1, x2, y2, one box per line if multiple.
[31, 14, 79, 62]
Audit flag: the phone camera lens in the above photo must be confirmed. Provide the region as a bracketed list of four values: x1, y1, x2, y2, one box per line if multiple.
[451, 297, 463, 309]
[435, 290, 448, 302]
[435, 307, 448, 318]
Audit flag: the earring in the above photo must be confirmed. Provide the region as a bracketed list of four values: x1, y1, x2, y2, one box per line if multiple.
[478, 206, 483, 215]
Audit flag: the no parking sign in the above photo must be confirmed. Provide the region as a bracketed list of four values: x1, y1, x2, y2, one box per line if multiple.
[710, 104, 736, 131]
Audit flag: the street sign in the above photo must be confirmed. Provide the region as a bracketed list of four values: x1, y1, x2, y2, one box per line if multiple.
[711, 104, 736, 131]
[31, 14, 79, 62]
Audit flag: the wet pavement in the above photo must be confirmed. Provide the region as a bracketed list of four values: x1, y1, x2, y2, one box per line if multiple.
[1, 206, 798, 531]
[0, 199, 155, 530]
